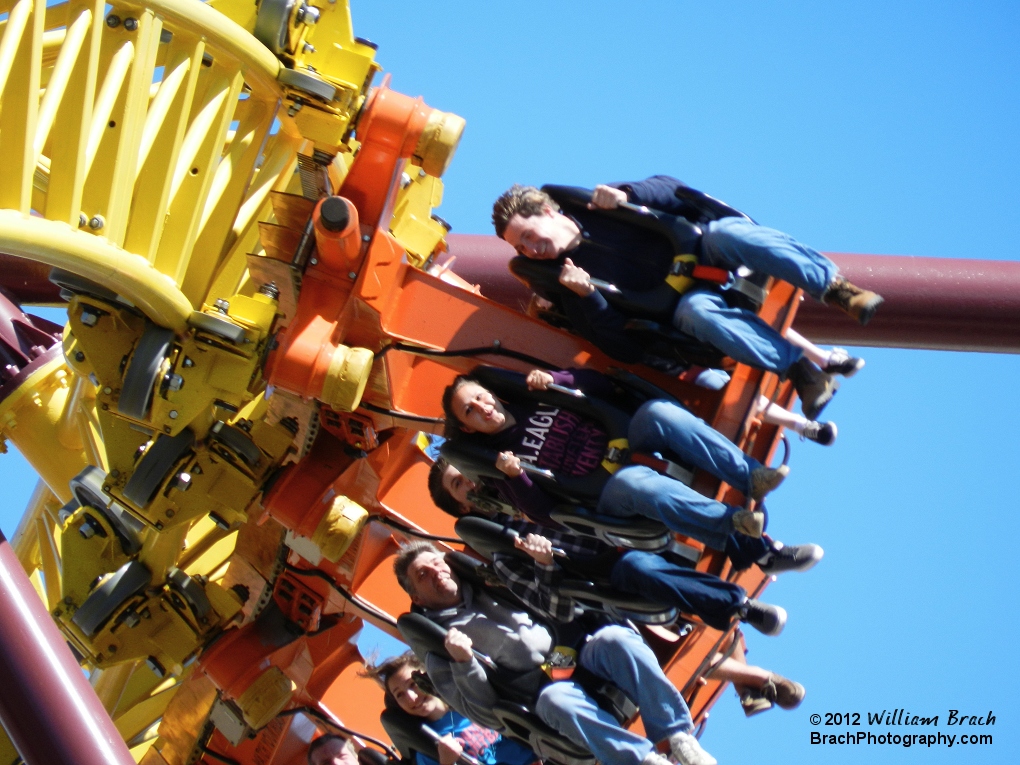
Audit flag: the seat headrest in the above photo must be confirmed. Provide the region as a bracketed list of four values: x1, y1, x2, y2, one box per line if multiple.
[455, 516, 519, 561]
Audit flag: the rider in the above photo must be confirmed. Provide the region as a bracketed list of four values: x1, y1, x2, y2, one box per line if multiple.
[442, 365, 790, 540]
[492, 177, 881, 419]
[394, 542, 718, 765]
[364, 651, 538, 765]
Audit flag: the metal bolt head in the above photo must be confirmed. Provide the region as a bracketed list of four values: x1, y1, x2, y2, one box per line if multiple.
[400, 172, 412, 188]
[213, 298, 230, 314]
[362, 234, 371, 242]
[88, 215, 104, 230]
[80, 310, 99, 327]
[146, 657, 166, 678]
[106, 14, 120, 27]
[79, 522, 96, 540]
[78, 212, 87, 227]
[348, 271, 357, 280]
[165, 508, 175, 518]
[182, 357, 194, 368]
[298, 4, 320, 24]
[309, 258, 318, 266]
[165, 373, 184, 392]
[171, 472, 192, 492]
[168, 410, 178, 419]
[74, 351, 85, 362]
[103, 386, 112, 394]
[258, 282, 280, 300]
[123, 17, 138, 31]
[124, 611, 140, 628]
[303, 43, 316, 53]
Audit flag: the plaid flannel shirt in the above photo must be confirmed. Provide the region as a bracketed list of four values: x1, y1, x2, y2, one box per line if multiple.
[490, 514, 611, 623]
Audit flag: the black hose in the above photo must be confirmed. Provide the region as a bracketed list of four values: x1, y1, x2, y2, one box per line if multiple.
[282, 563, 398, 627]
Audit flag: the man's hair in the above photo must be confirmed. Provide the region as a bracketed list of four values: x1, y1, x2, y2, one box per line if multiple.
[441, 375, 479, 439]
[307, 733, 345, 765]
[428, 459, 468, 518]
[393, 541, 439, 596]
[491, 184, 559, 239]
[361, 651, 425, 698]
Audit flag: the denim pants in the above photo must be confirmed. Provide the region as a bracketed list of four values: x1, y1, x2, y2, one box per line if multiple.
[596, 400, 761, 550]
[701, 217, 838, 300]
[535, 625, 692, 765]
[611, 551, 746, 631]
[671, 217, 837, 374]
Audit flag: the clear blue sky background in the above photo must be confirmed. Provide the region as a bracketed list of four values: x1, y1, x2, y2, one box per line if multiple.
[2, 1, 1017, 763]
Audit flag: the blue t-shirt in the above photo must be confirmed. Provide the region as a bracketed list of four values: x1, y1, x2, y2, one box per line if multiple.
[414, 710, 535, 765]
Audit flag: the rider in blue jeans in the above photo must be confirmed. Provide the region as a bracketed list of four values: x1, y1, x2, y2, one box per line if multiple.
[393, 542, 718, 765]
[493, 176, 882, 418]
[442, 366, 789, 542]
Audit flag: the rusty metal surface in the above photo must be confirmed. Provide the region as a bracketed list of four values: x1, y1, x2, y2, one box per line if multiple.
[0, 531, 136, 765]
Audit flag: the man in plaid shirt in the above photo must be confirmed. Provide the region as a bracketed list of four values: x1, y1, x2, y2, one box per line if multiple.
[431, 461, 790, 635]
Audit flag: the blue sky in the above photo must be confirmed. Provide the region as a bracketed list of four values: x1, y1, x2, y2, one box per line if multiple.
[1, 2, 1017, 763]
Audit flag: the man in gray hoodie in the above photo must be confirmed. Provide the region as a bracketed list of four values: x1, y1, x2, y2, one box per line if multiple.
[393, 542, 717, 765]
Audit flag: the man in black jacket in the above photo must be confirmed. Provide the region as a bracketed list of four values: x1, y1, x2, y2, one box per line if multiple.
[492, 176, 881, 418]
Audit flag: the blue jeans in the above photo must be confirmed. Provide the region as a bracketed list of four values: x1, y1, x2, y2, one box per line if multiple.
[611, 551, 746, 631]
[671, 217, 837, 374]
[673, 288, 801, 373]
[596, 400, 761, 550]
[535, 625, 692, 765]
[701, 217, 837, 300]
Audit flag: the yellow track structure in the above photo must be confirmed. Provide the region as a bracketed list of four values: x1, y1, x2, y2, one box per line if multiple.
[0, 1, 459, 762]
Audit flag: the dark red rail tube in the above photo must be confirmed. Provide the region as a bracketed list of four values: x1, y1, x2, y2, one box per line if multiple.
[443, 235, 1020, 353]
[0, 530, 136, 765]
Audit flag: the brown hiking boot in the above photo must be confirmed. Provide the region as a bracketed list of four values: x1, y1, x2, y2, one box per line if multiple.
[822, 276, 884, 326]
[762, 674, 806, 710]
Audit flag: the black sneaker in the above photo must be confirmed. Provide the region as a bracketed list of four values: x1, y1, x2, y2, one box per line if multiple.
[741, 599, 787, 637]
[824, 348, 865, 377]
[759, 543, 824, 574]
[787, 357, 838, 420]
[801, 421, 837, 446]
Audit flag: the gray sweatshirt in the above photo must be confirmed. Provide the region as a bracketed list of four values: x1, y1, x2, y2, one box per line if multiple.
[421, 582, 554, 730]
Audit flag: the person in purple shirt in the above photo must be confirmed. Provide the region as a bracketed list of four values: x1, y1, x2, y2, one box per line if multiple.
[441, 365, 790, 544]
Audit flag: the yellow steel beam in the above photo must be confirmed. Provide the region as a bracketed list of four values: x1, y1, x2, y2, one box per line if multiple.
[0, 212, 193, 330]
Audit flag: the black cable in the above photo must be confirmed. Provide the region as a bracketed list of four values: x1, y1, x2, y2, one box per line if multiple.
[279, 706, 400, 760]
[283, 562, 398, 627]
[359, 401, 445, 425]
[378, 340, 556, 371]
[369, 515, 462, 544]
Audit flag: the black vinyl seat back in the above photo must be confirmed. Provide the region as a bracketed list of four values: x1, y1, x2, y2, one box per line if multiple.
[380, 705, 439, 764]
[454, 516, 676, 625]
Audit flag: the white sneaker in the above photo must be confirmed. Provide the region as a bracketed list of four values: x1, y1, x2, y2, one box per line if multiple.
[642, 752, 673, 765]
[668, 731, 718, 765]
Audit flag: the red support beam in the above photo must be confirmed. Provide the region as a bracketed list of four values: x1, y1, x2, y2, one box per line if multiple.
[0, 531, 136, 765]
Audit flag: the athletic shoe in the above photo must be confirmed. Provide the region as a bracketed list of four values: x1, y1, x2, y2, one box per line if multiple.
[801, 420, 837, 446]
[641, 752, 673, 765]
[741, 599, 787, 637]
[732, 509, 765, 538]
[740, 688, 774, 717]
[758, 543, 825, 574]
[749, 464, 790, 502]
[788, 357, 838, 420]
[824, 347, 865, 377]
[668, 731, 717, 765]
